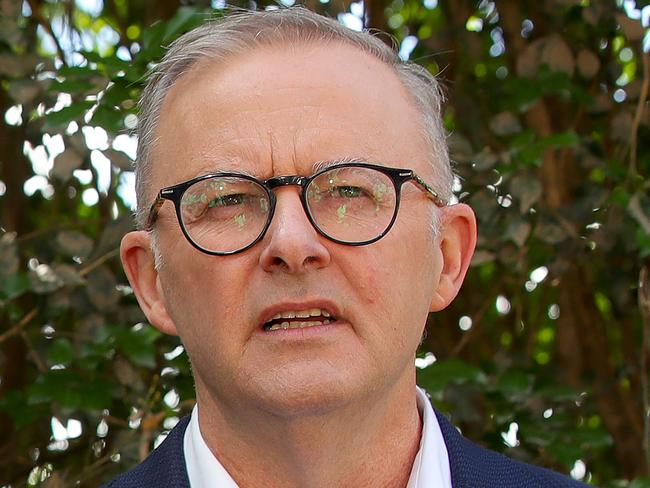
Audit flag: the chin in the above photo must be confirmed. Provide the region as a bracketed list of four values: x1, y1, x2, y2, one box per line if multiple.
[256, 389, 354, 419]
[244, 369, 366, 419]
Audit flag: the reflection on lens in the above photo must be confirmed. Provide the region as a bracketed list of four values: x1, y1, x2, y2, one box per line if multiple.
[180, 176, 270, 253]
[306, 166, 396, 243]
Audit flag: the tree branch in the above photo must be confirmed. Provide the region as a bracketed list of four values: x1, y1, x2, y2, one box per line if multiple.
[20, 329, 46, 373]
[79, 248, 120, 277]
[639, 265, 650, 474]
[0, 308, 37, 345]
[26, 0, 68, 66]
[629, 49, 650, 175]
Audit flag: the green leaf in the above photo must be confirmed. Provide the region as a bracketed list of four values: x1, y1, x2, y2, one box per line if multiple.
[518, 422, 555, 447]
[1, 272, 30, 300]
[571, 427, 613, 448]
[57, 65, 98, 78]
[48, 78, 97, 93]
[77, 378, 115, 409]
[537, 131, 580, 150]
[505, 79, 541, 110]
[81, 50, 129, 72]
[102, 80, 134, 107]
[536, 385, 581, 402]
[417, 359, 485, 393]
[90, 104, 124, 133]
[44, 101, 95, 129]
[0, 390, 46, 429]
[142, 20, 166, 57]
[28, 370, 113, 410]
[628, 478, 650, 488]
[48, 338, 75, 366]
[636, 226, 650, 257]
[163, 7, 202, 42]
[546, 440, 584, 466]
[611, 186, 631, 206]
[510, 130, 536, 149]
[115, 325, 162, 368]
[495, 370, 531, 397]
[28, 370, 78, 406]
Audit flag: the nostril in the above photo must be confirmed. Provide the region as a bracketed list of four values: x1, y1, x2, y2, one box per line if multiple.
[304, 256, 320, 266]
[259, 242, 331, 273]
[268, 255, 289, 270]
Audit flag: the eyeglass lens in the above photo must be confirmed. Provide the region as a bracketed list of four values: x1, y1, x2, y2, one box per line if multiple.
[307, 166, 396, 243]
[178, 166, 397, 253]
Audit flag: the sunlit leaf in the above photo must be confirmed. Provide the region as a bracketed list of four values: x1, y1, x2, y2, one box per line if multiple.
[90, 104, 124, 133]
[44, 101, 94, 129]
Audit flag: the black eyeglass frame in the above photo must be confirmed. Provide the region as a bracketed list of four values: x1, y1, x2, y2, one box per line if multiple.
[145, 162, 448, 256]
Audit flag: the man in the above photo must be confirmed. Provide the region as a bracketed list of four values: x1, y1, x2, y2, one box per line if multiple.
[112, 7, 587, 487]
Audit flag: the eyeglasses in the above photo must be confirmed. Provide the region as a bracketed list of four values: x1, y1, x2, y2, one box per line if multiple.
[146, 162, 447, 255]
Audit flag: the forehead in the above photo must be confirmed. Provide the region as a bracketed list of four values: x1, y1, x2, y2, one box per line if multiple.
[151, 40, 429, 189]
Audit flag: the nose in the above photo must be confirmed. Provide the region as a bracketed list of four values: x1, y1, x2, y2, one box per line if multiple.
[258, 188, 331, 273]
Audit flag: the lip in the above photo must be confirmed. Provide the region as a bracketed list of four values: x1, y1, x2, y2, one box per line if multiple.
[257, 300, 342, 331]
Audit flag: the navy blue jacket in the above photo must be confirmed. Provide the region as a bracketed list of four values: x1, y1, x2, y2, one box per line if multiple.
[105, 411, 588, 487]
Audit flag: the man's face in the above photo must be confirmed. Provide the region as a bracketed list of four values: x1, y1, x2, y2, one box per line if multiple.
[125, 41, 472, 417]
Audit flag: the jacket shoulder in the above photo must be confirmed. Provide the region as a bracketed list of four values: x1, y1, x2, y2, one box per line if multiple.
[102, 415, 191, 488]
[435, 410, 589, 488]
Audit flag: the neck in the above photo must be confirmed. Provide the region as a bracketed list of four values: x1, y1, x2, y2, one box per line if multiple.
[194, 377, 422, 488]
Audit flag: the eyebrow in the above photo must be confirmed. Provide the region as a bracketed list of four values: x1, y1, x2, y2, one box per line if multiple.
[195, 166, 257, 178]
[191, 156, 371, 180]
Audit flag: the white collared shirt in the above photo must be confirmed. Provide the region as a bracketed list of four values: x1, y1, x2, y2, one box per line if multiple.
[183, 387, 452, 488]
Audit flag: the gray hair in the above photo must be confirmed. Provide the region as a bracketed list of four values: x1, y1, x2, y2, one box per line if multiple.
[135, 6, 453, 232]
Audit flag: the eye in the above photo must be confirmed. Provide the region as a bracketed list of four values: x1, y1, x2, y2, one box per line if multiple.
[208, 193, 247, 208]
[182, 192, 249, 223]
[182, 184, 266, 225]
[334, 186, 366, 198]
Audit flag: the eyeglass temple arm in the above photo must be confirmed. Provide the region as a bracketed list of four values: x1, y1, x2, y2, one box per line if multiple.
[411, 173, 448, 207]
[145, 195, 165, 230]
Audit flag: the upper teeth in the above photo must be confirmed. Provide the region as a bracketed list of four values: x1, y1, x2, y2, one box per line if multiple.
[270, 308, 331, 320]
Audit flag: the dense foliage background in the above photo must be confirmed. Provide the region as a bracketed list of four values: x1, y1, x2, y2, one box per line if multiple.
[0, 0, 648, 486]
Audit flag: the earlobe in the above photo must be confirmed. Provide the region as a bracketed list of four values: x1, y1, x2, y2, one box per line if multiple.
[429, 204, 477, 312]
[120, 231, 179, 336]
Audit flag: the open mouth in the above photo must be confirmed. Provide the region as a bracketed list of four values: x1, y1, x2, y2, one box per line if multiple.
[262, 308, 336, 331]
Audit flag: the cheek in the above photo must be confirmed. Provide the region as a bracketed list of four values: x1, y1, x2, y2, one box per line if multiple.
[158, 249, 253, 337]
[339, 252, 390, 306]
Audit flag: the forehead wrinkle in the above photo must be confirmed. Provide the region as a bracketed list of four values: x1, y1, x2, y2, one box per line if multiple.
[183, 154, 258, 177]
[185, 133, 271, 177]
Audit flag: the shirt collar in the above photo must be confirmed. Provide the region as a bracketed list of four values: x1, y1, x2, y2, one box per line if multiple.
[406, 386, 452, 488]
[184, 387, 452, 488]
[183, 404, 239, 488]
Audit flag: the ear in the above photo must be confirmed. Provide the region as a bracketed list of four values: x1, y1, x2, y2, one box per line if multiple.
[429, 203, 477, 312]
[120, 231, 179, 336]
